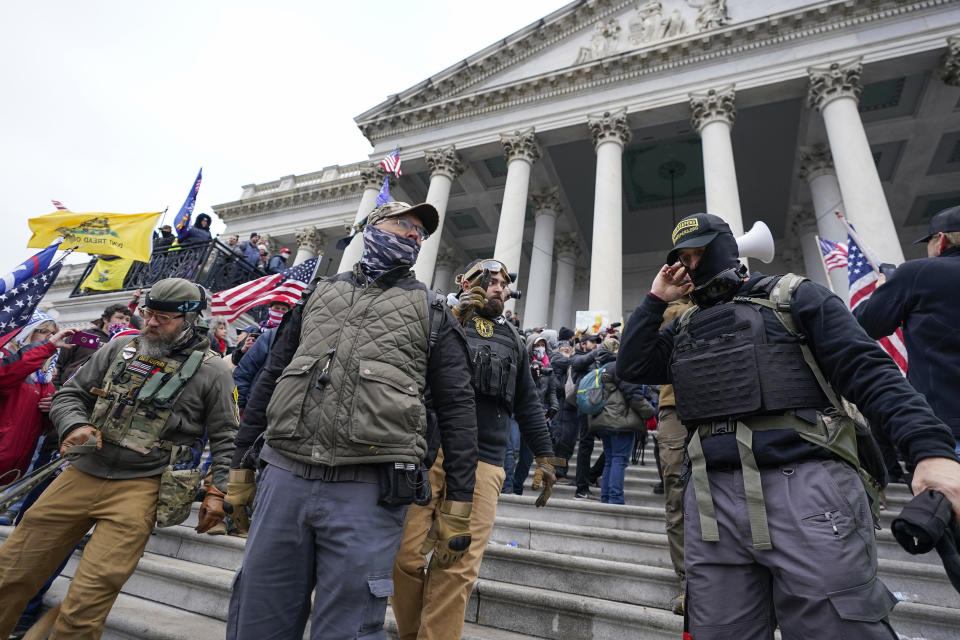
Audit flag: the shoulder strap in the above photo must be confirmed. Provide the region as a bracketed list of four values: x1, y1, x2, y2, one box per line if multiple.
[426, 289, 447, 352]
[677, 305, 700, 333]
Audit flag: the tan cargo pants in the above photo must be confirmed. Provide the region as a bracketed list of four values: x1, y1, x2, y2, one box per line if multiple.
[392, 450, 505, 640]
[658, 407, 686, 581]
[0, 465, 159, 640]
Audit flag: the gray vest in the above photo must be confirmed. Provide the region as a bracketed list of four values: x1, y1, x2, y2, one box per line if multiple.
[264, 270, 431, 466]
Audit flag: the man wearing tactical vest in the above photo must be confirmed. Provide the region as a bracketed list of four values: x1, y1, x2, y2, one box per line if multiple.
[617, 213, 960, 638]
[225, 201, 478, 640]
[0, 278, 238, 639]
[391, 258, 561, 640]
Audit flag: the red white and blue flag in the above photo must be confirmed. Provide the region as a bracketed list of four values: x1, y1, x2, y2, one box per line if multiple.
[50, 200, 69, 211]
[211, 257, 319, 322]
[818, 237, 848, 272]
[846, 233, 908, 373]
[380, 148, 402, 176]
[0, 242, 62, 297]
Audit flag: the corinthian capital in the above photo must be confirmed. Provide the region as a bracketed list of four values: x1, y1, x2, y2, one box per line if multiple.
[807, 58, 862, 112]
[359, 163, 385, 191]
[425, 146, 464, 181]
[587, 108, 632, 149]
[941, 36, 960, 87]
[798, 144, 835, 182]
[555, 234, 581, 259]
[295, 226, 326, 253]
[689, 85, 736, 133]
[530, 188, 562, 217]
[435, 247, 460, 270]
[500, 128, 541, 165]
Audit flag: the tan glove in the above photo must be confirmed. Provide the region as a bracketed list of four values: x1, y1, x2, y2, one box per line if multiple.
[196, 485, 227, 534]
[532, 457, 563, 508]
[452, 286, 487, 323]
[418, 500, 472, 569]
[224, 469, 256, 537]
[60, 426, 102, 456]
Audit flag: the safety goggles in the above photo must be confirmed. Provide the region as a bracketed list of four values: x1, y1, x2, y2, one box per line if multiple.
[139, 308, 185, 323]
[461, 260, 512, 285]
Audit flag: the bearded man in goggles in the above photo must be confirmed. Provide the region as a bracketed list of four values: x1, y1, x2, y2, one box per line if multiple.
[392, 258, 561, 640]
[617, 213, 960, 638]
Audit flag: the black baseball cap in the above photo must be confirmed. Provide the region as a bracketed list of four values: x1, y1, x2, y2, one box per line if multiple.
[913, 205, 960, 244]
[666, 213, 732, 264]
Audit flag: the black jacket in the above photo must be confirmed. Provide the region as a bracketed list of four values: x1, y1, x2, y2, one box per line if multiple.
[233, 269, 478, 501]
[853, 247, 960, 440]
[617, 275, 958, 469]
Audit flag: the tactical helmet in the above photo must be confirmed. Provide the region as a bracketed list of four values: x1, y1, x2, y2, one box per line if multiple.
[145, 278, 207, 314]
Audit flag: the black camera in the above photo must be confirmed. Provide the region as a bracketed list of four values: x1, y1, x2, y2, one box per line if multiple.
[509, 289, 522, 300]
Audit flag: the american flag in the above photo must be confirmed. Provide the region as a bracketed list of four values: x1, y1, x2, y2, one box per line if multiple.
[211, 257, 319, 322]
[0, 263, 62, 336]
[380, 148, 402, 176]
[51, 200, 69, 211]
[818, 237, 848, 271]
[847, 234, 908, 373]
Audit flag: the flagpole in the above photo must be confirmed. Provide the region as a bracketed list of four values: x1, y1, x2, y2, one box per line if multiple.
[814, 234, 837, 294]
[834, 211, 881, 274]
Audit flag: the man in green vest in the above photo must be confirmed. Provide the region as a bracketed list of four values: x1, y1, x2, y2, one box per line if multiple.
[226, 201, 478, 640]
[0, 278, 238, 639]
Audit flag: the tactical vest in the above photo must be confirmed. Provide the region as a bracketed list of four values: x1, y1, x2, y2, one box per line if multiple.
[264, 268, 431, 467]
[673, 274, 882, 551]
[462, 315, 523, 411]
[90, 338, 210, 456]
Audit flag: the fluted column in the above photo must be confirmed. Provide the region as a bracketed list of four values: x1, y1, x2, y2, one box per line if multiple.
[808, 59, 904, 265]
[493, 129, 540, 311]
[551, 234, 580, 330]
[524, 189, 561, 329]
[587, 109, 631, 322]
[432, 248, 459, 293]
[941, 36, 960, 86]
[338, 163, 384, 273]
[293, 226, 325, 265]
[787, 207, 829, 287]
[799, 144, 850, 297]
[414, 146, 464, 286]
[690, 86, 746, 249]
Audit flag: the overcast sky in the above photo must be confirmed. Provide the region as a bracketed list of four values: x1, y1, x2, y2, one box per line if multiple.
[1, 1, 563, 267]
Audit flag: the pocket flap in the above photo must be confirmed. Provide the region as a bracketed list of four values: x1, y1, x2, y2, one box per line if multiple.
[280, 355, 318, 377]
[826, 578, 897, 622]
[367, 576, 394, 598]
[359, 359, 418, 396]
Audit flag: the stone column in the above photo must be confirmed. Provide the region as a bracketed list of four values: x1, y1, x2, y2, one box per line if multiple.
[337, 163, 384, 273]
[786, 207, 829, 288]
[587, 109, 631, 322]
[432, 248, 459, 293]
[940, 36, 960, 86]
[551, 234, 580, 330]
[808, 59, 904, 265]
[798, 144, 850, 297]
[690, 85, 746, 244]
[414, 146, 464, 286]
[524, 189, 561, 329]
[293, 227, 325, 265]
[492, 129, 540, 311]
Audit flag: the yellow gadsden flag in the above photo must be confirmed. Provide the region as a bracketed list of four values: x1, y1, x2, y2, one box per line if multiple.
[28, 210, 162, 262]
[80, 256, 136, 291]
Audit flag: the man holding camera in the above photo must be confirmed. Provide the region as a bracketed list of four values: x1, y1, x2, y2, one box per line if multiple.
[392, 259, 560, 640]
[617, 213, 960, 638]
[225, 201, 477, 640]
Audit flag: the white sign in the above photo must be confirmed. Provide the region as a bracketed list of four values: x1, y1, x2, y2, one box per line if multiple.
[575, 310, 610, 335]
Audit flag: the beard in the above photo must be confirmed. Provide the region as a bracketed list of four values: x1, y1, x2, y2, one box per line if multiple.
[139, 326, 185, 359]
[478, 296, 504, 318]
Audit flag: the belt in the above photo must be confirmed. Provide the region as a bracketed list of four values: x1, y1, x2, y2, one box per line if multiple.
[260, 444, 382, 483]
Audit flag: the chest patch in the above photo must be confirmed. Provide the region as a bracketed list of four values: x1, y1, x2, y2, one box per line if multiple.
[473, 316, 494, 338]
[126, 360, 155, 378]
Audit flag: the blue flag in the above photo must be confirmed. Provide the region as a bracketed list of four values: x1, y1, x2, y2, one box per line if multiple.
[0, 263, 63, 334]
[0, 241, 61, 296]
[375, 176, 390, 207]
[174, 168, 203, 241]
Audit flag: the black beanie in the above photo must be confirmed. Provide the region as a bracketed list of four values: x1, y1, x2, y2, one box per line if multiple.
[558, 327, 574, 341]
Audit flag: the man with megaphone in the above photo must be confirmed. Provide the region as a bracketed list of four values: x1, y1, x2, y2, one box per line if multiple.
[617, 212, 960, 639]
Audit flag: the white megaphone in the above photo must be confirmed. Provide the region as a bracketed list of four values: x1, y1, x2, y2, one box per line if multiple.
[736, 221, 775, 264]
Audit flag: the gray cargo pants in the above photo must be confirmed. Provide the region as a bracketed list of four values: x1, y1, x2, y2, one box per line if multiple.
[226, 463, 408, 640]
[684, 458, 898, 639]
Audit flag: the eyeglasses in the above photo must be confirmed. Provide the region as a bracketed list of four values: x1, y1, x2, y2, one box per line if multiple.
[382, 216, 429, 241]
[139, 308, 185, 323]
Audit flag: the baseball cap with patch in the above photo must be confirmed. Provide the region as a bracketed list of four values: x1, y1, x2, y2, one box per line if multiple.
[913, 205, 960, 244]
[367, 201, 440, 235]
[666, 213, 732, 264]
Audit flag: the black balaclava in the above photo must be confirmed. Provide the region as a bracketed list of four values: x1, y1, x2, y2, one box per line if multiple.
[688, 232, 739, 287]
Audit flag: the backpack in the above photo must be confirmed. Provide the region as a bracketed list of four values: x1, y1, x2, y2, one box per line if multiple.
[564, 366, 578, 407]
[576, 364, 609, 416]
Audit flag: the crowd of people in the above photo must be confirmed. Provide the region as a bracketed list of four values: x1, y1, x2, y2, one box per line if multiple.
[0, 201, 958, 640]
[153, 224, 294, 280]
